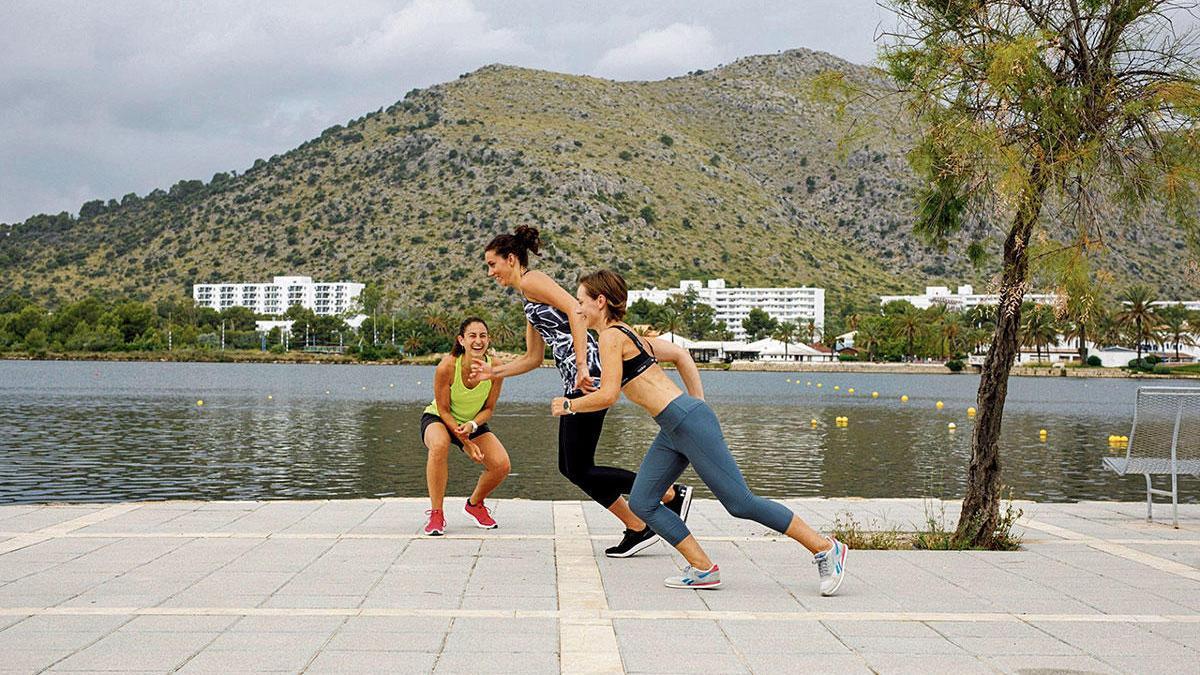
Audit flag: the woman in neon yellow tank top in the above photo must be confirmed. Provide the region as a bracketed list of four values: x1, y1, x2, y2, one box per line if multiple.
[421, 317, 510, 536]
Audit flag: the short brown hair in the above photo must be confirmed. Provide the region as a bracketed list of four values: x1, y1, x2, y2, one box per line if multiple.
[579, 269, 627, 321]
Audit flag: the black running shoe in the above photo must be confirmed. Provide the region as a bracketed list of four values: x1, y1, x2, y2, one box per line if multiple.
[664, 484, 693, 522]
[604, 527, 660, 558]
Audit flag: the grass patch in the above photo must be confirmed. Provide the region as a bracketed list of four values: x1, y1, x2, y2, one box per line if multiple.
[830, 495, 1024, 551]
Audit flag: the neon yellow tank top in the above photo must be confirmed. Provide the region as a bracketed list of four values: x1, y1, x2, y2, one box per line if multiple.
[423, 355, 492, 424]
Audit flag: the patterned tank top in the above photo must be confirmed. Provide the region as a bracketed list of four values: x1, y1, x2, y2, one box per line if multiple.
[524, 300, 602, 394]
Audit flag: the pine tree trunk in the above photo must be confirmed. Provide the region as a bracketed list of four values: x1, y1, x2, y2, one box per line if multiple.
[955, 167, 1047, 548]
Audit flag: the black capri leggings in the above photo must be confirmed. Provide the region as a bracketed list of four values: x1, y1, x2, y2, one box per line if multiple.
[558, 394, 635, 508]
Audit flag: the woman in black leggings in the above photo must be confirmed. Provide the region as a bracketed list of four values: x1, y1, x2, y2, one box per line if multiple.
[473, 225, 691, 557]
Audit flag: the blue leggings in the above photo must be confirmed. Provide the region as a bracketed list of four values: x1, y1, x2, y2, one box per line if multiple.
[628, 395, 795, 546]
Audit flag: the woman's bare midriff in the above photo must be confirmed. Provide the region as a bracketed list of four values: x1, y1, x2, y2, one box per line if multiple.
[621, 360, 684, 417]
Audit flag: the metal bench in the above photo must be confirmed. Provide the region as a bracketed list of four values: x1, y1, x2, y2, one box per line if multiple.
[1102, 386, 1200, 528]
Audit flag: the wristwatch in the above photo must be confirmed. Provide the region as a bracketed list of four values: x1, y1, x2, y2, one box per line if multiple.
[467, 420, 479, 433]
[562, 398, 576, 415]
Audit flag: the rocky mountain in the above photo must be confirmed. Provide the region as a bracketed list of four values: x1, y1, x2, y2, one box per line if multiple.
[2, 48, 1195, 315]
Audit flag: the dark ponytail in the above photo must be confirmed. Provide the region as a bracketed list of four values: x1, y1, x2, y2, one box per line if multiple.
[485, 225, 541, 268]
[450, 317, 489, 357]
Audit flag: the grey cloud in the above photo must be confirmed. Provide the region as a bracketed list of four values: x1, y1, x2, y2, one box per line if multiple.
[1, 0, 895, 223]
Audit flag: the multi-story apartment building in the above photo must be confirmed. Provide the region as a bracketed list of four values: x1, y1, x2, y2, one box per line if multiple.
[628, 279, 825, 341]
[192, 276, 364, 316]
[879, 284, 1060, 311]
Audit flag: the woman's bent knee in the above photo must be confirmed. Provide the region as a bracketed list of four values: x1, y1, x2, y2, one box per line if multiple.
[628, 494, 656, 521]
[724, 497, 759, 521]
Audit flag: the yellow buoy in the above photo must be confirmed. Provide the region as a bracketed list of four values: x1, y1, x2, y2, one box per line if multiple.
[936, 401, 944, 410]
[848, 388, 855, 394]
[806, 381, 812, 386]
[816, 383, 823, 388]
[1120, 435, 1129, 442]
[196, 400, 204, 406]
[871, 391, 879, 398]
[948, 422, 957, 430]
[834, 385, 840, 391]
[267, 395, 273, 400]
[901, 395, 909, 402]
[810, 419, 818, 426]
[967, 407, 976, 417]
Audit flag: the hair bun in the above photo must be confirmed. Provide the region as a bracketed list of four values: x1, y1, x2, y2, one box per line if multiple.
[514, 225, 541, 256]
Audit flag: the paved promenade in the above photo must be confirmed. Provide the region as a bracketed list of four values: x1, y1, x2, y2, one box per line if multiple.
[0, 497, 1197, 674]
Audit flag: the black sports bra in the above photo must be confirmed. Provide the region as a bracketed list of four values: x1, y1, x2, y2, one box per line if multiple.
[612, 324, 657, 386]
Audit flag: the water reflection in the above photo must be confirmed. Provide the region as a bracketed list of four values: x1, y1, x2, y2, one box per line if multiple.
[0, 360, 1195, 504]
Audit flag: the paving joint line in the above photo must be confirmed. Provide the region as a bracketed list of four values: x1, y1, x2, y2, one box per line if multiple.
[554, 501, 623, 674]
[12, 529, 1200, 546]
[3, 606, 1199, 623]
[0, 503, 143, 555]
[1024, 519, 1200, 583]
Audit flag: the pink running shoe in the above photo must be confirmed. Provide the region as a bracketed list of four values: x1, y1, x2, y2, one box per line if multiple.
[463, 499, 497, 529]
[424, 509, 445, 536]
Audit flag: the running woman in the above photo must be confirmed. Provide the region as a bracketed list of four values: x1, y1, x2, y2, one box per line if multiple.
[421, 317, 510, 536]
[472, 226, 691, 557]
[553, 269, 847, 594]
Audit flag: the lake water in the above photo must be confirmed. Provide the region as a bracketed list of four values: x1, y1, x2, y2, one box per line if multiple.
[0, 360, 1195, 505]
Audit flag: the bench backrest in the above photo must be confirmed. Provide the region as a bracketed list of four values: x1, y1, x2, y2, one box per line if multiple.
[1127, 386, 1200, 467]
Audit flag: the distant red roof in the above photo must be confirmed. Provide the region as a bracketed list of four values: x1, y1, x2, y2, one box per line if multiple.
[809, 343, 832, 353]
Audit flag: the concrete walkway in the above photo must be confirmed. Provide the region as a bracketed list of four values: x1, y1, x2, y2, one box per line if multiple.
[0, 498, 1197, 674]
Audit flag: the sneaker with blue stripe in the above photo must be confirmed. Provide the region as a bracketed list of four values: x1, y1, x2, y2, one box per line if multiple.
[813, 537, 847, 596]
[664, 564, 721, 589]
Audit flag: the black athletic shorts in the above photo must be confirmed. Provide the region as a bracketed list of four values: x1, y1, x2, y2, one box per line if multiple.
[420, 412, 491, 449]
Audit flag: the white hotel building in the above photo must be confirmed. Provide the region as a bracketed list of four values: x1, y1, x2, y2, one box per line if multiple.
[192, 276, 364, 316]
[879, 284, 1059, 311]
[628, 279, 825, 341]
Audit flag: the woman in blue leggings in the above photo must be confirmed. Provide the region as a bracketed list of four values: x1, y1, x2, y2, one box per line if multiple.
[552, 269, 847, 595]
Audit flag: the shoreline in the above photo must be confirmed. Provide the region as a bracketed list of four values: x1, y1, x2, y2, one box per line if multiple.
[3, 351, 1198, 379]
[731, 360, 1199, 378]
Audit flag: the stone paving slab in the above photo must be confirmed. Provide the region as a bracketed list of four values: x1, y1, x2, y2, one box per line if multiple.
[0, 497, 1196, 674]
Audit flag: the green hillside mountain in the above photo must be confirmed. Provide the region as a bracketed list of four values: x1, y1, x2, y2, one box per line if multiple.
[2, 48, 1195, 315]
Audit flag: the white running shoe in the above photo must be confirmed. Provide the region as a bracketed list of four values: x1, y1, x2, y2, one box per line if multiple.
[813, 537, 847, 596]
[664, 564, 721, 589]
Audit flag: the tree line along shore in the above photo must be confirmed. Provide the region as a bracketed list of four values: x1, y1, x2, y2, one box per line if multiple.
[2, 283, 1198, 377]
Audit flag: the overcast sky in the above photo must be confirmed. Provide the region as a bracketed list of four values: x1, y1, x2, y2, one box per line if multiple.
[0, 0, 897, 223]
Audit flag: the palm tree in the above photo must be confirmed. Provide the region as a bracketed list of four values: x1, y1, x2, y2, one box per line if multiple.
[1115, 285, 1161, 363]
[772, 321, 799, 359]
[424, 312, 452, 338]
[846, 313, 861, 332]
[1157, 305, 1195, 363]
[938, 312, 965, 359]
[855, 317, 884, 362]
[1091, 306, 1123, 350]
[489, 320, 516, 350]
[657, 304, 683, 343]
[894, 308, 923, 360]
[402, 329, 424, 356]
[1018, 303, 1058, 364]
[1060, 292, 1095, 362]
